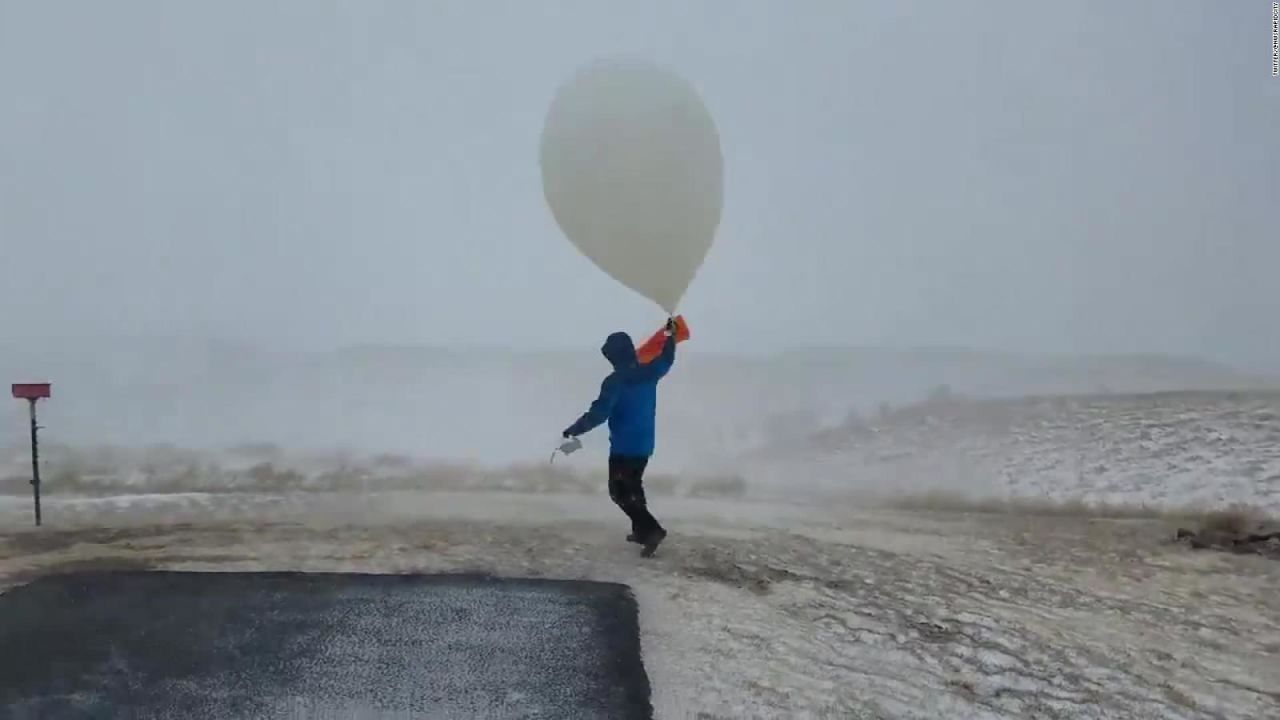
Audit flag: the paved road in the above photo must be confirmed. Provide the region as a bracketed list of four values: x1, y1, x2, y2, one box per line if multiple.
[0, 571, 652, 719]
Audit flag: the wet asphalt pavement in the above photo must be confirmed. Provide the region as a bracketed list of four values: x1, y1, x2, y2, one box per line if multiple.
[0, 571, 652, 719]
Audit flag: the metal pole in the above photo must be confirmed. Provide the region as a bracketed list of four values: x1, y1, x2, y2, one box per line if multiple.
[29, 399, 41, 527]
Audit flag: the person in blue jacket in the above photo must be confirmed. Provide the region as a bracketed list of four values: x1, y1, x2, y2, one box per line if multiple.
[563, 319, 677, 556]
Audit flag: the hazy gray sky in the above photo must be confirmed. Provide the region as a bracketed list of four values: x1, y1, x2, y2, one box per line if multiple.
[2, 2, 1277, 364]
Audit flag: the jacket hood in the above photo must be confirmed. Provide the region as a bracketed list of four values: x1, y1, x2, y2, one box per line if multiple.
[601, 332, 637, 369]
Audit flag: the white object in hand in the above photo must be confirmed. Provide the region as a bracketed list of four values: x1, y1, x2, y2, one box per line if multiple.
[550, 436, 583, 464]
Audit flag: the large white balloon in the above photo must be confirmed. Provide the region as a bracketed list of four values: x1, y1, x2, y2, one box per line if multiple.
[540, 58, 723, 314]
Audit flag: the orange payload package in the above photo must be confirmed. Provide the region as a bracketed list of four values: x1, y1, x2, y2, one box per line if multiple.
[636, 315, 690, 364]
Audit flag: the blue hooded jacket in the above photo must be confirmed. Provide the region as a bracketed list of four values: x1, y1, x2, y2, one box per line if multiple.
[563, 330, 676, 458]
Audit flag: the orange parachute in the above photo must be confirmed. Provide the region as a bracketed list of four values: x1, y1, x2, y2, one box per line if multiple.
[636, 315, 690, 364]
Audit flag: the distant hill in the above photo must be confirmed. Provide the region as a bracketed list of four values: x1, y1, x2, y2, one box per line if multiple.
[1, 338, 1274, 467]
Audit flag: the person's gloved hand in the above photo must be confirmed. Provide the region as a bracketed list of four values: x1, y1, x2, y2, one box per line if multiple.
[664, 317, 677, 337]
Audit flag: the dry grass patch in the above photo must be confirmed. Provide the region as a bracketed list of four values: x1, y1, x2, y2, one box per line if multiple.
[1196, 504, 1268, 535]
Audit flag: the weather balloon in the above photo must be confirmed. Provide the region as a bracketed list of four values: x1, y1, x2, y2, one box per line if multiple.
[540, 58, 723, 314]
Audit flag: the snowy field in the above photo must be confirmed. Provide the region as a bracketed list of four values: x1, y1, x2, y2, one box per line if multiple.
[745, 390, 1280, 513]
[1, 390, 1278, 718]
[0, 491, 1277, 719]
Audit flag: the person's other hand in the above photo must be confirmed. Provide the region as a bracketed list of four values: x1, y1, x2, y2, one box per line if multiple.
[664, 317, 677, 336]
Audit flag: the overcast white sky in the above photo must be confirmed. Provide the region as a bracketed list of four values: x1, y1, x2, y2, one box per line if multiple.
[2, 1, 1277, 365]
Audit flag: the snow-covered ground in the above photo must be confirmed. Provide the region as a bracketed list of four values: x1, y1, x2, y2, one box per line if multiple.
[0, 491, 1276, 719]
[2, 389, 1278, 718]
[744, 391, 1280, 513]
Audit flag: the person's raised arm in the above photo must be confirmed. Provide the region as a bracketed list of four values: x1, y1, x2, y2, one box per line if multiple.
[633, 320, 677, 383]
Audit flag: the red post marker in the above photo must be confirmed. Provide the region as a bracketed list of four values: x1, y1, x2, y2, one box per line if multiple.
[636, 315, 690, 365]
[11, 384, 51, 400]
[11, 383, 51, 527]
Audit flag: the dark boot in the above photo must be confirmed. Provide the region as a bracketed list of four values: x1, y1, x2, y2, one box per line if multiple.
[640, 528, 667, 558]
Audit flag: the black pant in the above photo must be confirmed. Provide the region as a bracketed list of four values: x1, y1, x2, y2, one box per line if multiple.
[608, 455, 663, 538]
